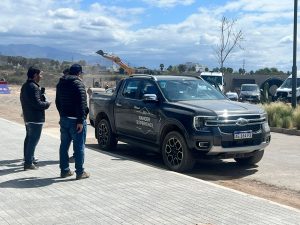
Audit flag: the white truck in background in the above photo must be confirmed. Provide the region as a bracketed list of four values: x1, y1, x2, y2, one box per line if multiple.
[200, 72, 225, 92]
[274, 74, 300, 103]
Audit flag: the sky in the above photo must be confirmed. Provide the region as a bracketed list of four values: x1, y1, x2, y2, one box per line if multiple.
[0, 0, 297, 71]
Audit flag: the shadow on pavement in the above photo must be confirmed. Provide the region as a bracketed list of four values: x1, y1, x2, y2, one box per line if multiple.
[0, 159, 59, 177]
[186, 160, 258, 181]
[0, 176, 73, 189]
[86, 143, 258, 181]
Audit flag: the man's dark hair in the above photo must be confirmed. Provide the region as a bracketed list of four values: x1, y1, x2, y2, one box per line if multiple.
[63, 68, 70, 75]
[27, 66, 40, 79]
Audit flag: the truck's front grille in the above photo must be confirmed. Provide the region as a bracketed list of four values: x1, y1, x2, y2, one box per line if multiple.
[276, 91, 288, 98]
[206, 114, 266, 127]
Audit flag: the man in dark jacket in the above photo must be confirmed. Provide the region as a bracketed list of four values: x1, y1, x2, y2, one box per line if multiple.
[55, 64, 90, 180]
[20, 66, 51, 170]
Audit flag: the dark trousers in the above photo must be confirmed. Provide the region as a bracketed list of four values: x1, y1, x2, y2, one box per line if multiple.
[24, 123, 43, 165]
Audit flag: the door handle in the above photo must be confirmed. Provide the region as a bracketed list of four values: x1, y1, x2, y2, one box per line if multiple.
[116, 103, 122, 107]
[134, 106, 140, 110]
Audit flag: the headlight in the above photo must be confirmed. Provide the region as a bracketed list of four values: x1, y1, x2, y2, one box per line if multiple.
[193, 116, 216, 131]
[261, 112, 268, 123]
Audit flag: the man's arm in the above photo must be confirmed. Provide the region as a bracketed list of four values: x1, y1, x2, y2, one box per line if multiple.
[28, 83, 51, 110]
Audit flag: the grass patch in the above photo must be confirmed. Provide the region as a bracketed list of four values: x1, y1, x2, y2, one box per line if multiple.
[263, 102, 300, 130]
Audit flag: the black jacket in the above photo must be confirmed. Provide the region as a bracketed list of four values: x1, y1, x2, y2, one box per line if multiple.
[55, 75, 89, 123]
[20, 80, 50, 123]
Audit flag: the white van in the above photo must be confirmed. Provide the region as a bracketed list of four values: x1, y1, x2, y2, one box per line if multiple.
[274, 74, 300, 103]
[200, 72, 224, 92]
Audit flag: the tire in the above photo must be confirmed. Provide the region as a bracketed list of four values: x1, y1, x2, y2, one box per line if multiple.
[161, 131, 195, 172]
[96, 119, 117, 151]
[234, 150, 264, 166]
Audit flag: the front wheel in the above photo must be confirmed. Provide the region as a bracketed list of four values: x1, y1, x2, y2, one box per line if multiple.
[234, 150, 264, 166]
[96, 119, 117, 151]
[162, 131, 195, 172]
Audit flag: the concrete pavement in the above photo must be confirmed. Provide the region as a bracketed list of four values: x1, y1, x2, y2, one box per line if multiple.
[0, 118, 300, 225]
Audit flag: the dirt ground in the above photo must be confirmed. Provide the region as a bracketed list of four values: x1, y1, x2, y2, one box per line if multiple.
[1, 85, 299, 209]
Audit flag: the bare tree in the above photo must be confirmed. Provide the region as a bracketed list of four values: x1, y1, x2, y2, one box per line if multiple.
[215, 16, 243, 70]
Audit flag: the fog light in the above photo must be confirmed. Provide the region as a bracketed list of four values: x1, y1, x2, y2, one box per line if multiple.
[197, 141, 210, 149]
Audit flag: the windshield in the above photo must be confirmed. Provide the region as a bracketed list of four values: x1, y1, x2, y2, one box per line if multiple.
[280, 78, 300, 88]
[241, 85, 259, 92]
[157, 79, 226, 101]
[201, 75, 223, 85]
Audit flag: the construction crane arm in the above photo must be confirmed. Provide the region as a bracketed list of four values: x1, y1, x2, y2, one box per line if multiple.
[96, 50, 135, 75]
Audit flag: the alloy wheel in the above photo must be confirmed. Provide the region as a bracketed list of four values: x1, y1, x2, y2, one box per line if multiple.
[165, 137, 183, 166]
[98, 122, 109, 146]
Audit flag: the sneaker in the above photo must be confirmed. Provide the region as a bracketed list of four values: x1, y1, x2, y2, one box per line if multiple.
[33, 158, 38, 165]
[69, 156, 75, 163]
[61, 170, 74, 178]
[24, 164, 38, 171]
[76, 171, 90, 180]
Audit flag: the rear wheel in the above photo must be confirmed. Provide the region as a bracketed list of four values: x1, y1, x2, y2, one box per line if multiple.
[234, 150, 264, 166]
[162, 131, 195, 172]
[97, 119, 117, 151]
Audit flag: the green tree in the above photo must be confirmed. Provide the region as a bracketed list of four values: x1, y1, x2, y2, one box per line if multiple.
[160, 63, 164, 71]
[212, 67, 219, 72]
[188, 66, 196, 72]
[226, 67, 233, 73]
[220, 67, 226, 73]
[178, 64, 187, 73]
[239, 68, 245, 74]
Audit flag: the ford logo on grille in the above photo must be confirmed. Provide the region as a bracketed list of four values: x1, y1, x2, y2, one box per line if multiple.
[236, 118, 248, 126]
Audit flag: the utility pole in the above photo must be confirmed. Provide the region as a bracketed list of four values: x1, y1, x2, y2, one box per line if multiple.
[292, 0, 298, 108]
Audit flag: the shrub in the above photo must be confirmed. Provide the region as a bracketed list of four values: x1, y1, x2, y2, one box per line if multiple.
[282, 116, 293, 129]
[263, 102, 294, 128]
[293, 106, 300, 130]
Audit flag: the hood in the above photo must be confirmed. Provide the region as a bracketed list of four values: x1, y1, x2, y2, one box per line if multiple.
[170, 100, 264, 116]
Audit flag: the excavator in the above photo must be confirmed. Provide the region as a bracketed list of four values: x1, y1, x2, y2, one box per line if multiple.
[88, 50, 135, 96]
[96, 50, 135, 75]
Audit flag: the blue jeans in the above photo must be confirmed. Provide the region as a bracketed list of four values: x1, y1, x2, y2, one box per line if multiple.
[59, 117, 87, 175]
[24, 123, 43, 165]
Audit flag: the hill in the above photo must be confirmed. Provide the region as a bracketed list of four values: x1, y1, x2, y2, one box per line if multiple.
[0, 44, 99, 63]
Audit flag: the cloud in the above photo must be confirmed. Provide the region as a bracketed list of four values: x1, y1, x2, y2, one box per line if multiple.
[48, 8, 77, 19]
[0, 0, 297, 71]
[90, 3, 145, 18]
[279, 36, 293, 44]
[142, 0, 195, 8]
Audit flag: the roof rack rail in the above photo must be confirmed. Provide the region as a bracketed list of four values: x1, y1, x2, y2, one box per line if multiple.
[129, 74, 157, 80]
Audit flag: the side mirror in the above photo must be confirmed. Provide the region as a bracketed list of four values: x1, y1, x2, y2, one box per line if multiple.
[143, 94, 158, 102]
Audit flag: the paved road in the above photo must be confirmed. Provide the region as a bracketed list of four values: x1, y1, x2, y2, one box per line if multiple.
[0, 118, 300, 225]
[84, 123, 300, 192]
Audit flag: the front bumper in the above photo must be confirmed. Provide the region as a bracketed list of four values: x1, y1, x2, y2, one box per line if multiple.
[208, 138, 270, 154]
[239, 95, 260, 102]
[187, 123, 271, 157]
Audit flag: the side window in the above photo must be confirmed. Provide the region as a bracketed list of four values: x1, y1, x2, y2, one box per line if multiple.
[142, 81, 158, 94]
[140, 81, 158, 99]
[122, 80, 140, 99]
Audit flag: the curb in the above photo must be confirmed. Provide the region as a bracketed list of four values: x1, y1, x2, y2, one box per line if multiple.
[270, 127, 300, 136]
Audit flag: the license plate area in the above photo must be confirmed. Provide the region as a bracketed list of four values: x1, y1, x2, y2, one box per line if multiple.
[234, 130, 252, 140]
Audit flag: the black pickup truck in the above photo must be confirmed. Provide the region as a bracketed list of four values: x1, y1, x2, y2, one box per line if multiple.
[89, 75, 271, 172]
